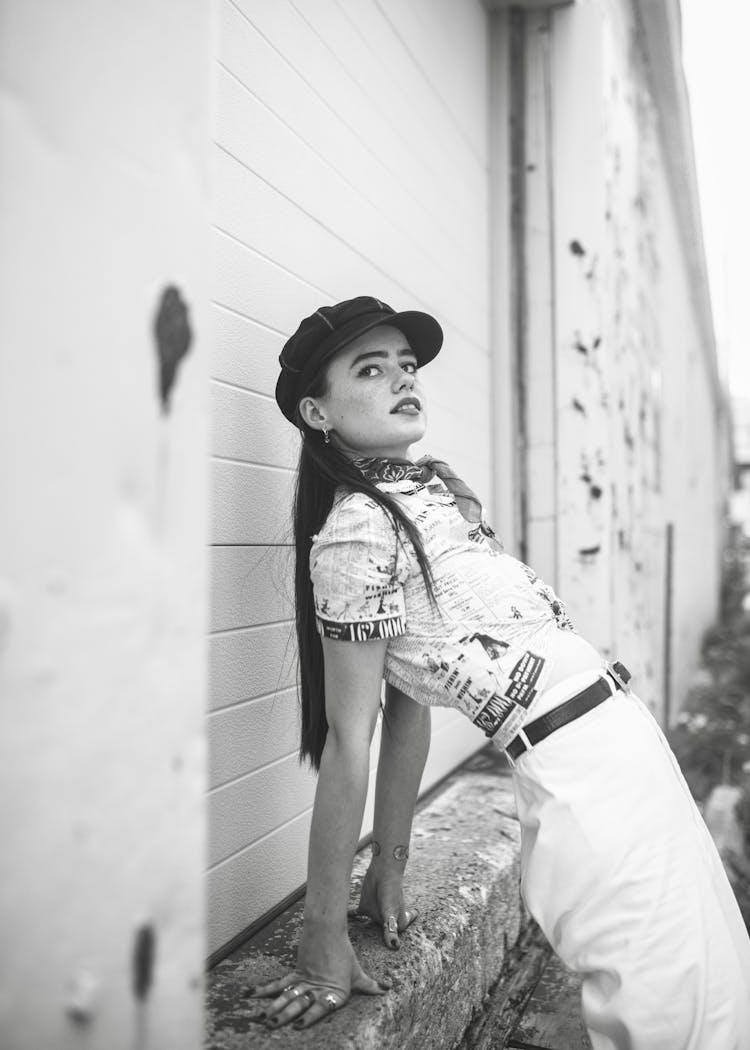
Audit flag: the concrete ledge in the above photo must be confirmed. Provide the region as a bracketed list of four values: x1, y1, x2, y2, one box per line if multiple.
[206, 748, 530, 1050]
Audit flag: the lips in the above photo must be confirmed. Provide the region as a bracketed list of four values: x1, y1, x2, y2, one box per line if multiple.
[391, 396, 422, 414]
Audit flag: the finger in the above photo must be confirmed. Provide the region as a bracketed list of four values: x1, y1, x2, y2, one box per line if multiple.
[349, 904, 377, 925]
[267, 986, 309, 1018]
[291, 994, 340, 1030]
[382, 913, 400, 950]
[264, 990, 317, 1029]
[243, 973, 296, 999]
[400, 905, 419, 932]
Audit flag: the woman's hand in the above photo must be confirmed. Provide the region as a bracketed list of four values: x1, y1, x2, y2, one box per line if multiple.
[355, 858, 419, 950]
[245, 920, 390, 1030]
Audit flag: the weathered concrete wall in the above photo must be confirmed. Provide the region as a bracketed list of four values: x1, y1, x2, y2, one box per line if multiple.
[0, 1, 212, 1046]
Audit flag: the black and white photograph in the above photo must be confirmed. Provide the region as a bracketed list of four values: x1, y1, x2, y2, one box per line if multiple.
[2, 2, 750, 1048]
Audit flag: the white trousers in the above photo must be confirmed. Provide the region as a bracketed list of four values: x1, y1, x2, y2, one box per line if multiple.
[511, 672, 750, 1050]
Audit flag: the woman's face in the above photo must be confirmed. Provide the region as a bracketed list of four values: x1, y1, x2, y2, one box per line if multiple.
[300, 325, 426, 458]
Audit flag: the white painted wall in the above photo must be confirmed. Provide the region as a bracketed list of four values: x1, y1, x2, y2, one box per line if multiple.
[0, 2, 212, 1046]
[209, 0, 494, 957]
[655, 150, 726, 713]
[544, 0, 724, 718]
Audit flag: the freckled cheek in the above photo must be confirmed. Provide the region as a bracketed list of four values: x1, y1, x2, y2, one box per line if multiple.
[329, 393, 383, 429]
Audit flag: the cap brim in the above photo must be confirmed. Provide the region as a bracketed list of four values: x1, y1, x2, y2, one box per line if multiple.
[319, 310, 443, 369]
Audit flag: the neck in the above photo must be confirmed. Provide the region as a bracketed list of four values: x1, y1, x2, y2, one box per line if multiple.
[333, 440, 415, 464]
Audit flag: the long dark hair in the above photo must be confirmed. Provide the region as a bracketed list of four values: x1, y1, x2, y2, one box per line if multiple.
[292, 375, 435, 771]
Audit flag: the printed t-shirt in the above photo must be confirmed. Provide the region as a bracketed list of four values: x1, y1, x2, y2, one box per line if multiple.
[309, 476, 576, 750]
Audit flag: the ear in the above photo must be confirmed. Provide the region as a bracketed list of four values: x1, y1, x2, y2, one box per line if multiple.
[298, 396, 327, 433]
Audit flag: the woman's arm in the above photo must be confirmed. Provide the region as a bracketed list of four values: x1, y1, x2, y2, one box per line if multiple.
[248, 636, 391, 1030]
[303, 636, 386, 924]
[357, 685, 431, 948]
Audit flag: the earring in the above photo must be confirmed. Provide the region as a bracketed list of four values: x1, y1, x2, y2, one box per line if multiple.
[322, 423, 330, 444]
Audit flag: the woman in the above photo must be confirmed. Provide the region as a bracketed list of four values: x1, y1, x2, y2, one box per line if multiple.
[247, 296, 750, 1047]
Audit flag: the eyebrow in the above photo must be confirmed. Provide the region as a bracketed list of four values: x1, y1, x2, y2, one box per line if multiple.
[349, 347, 417, 368]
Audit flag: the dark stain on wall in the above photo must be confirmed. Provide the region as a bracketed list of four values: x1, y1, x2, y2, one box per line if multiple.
[578, 544, 601, 559]
[132, 924, 156, 1001]
[154, 285, 192, 413]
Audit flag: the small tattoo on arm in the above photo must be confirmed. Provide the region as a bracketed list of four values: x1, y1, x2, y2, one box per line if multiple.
[370, 840, 410, 861]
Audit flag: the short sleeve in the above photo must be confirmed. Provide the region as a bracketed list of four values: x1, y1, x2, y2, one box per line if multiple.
[310, 493, 409, 642]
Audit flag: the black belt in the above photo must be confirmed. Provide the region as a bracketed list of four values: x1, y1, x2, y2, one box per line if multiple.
[506, 661, 632, 762]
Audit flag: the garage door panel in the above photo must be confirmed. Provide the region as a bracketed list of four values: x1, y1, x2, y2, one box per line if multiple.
[211, 459, 295, 546]
[211, 380, 299, 470]
[211, 307, 284, 397]
[215, 70, 486, 343]
[214, 150, 482, 338]
[376, 0, 489, 162]
[209, 753, 316, 867]
[220, 0, 484, 286]
[207, 811, 312, 953]
[209, 620, 297, 712]
[209, 686, 300, 791]
[424, 710, 491, 791]
[231, 0, 487, 235]
[209, 0, 493, 961]
[211, 545, 294, 633]
[328, 0, 488, 192]
[213, 229, 323, 340]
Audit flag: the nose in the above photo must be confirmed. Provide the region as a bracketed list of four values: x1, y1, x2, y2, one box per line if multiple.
[392, 366, 416, 392]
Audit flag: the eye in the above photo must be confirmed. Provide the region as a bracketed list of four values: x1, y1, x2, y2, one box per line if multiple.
[402, 361, 418, 374]
[357, 363, 383, 378]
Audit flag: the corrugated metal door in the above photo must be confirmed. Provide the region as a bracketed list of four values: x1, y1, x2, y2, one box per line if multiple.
[209, 0, 493, 959]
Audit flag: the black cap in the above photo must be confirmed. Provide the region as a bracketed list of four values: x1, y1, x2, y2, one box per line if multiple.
[275, 295, 443, 424]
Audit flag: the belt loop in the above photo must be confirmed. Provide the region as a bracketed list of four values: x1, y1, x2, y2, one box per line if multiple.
[516, 726, 533, 752]
[605, 661, 630, 695]
[504, 726, 532, 769]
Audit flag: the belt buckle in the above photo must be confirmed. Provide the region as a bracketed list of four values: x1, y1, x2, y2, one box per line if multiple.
[606, 660, 631, 695]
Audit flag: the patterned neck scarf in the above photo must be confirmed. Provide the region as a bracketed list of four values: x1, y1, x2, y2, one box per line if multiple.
[352, 455, 501, 550]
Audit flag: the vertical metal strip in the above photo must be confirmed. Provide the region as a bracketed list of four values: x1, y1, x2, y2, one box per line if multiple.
[540, 9, 559, 588]
[509, 8, 528, 563]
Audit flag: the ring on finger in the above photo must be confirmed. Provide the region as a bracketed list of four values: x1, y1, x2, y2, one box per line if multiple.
[384, 915, 398, 934]
[324, 993, 338, 1013]
[301, 990, 315, 1007]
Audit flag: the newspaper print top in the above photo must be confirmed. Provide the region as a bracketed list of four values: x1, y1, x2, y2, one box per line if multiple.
[309, 477, 576, 751]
